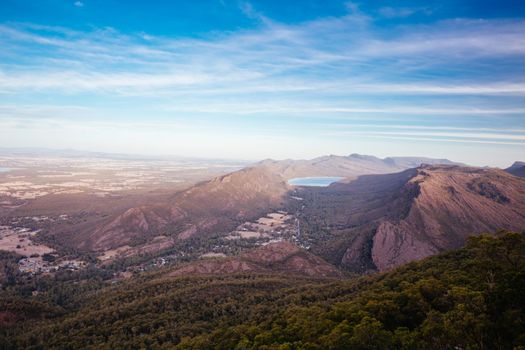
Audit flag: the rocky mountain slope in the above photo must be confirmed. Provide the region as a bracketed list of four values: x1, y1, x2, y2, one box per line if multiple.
[50, 154, 525, 277]
[83, 163, 290, 250]
[77, 154, 457, 252]
[371, 165, 525, 270]
[295, 165, 525, 272]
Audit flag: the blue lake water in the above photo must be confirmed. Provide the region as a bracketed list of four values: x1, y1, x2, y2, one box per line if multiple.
[288, 176, 343, 187]
[0, 167, 11, 173]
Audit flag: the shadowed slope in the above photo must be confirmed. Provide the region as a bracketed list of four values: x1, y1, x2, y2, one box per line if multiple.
[168, 241, 341, 278]
[295, 165, 525, 272]
[372, 165, 525, 270]
[506, 161, 525, 178]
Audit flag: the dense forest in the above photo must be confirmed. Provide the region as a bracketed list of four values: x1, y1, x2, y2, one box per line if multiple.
[1, 231, 524, 349]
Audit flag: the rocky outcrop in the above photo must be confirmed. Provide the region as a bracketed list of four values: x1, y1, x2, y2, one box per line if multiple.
[295, 164, 525, 273]
[372, 221, 438, 271]
[370, 166, 525, 270]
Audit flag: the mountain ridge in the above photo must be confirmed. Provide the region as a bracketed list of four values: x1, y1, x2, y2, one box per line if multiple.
[43, 154, 525, 276]
[80, 154, 459, 252]
[294, 164, 525, 272]
[506, 161, 525, 178]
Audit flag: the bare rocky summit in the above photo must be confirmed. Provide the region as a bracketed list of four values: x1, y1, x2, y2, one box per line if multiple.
[370, 165, 525, 270]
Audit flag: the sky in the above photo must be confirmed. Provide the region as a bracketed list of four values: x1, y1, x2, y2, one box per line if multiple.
[0, 0, 524, 167]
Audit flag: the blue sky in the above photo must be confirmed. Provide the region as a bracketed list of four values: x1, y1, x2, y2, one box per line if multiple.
[0, 0, 524, 166]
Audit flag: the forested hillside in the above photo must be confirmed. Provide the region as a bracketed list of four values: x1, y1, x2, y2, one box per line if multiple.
[1, 231, 524, 349]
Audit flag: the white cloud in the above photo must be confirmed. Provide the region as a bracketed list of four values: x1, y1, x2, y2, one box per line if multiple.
[378, 6, 431, 18]
[356, 83, 525, 96]
[0, 17, 524, 95]
[351, 130, 525, 141]
[160, 101, 525, 116]
[0, 71, 211, 92]
[0, 10, 524, 164]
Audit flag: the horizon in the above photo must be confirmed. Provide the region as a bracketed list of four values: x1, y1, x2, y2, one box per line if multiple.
[1, 0, 525, 167]
[1, 145, 518, 169]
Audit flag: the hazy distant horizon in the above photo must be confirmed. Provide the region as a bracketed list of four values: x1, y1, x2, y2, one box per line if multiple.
[1, 145, 520, 169]
[1, 0, 524, 167]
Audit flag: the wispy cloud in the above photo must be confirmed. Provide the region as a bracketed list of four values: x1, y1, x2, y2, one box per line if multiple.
[329, 130, 525, 141]
[0, 3, 524, 164]
[0, 16, 523, 95]
[378, 6, 431, 18]
[356, 135, 525, 147]
[0, 71, 211, 92]
[160, 101, 525, 116]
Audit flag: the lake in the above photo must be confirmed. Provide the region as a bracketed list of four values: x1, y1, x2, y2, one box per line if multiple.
[288, 176, 343, 187]
[0, 167, 11, 173]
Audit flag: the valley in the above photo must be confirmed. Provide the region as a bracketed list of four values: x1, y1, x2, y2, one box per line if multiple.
[2, 152, 524, 279]
[1, 151, 524, 349]
[2, 1, 524, 347]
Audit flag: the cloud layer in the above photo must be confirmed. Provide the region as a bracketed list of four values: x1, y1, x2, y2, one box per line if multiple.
[0, 2, 524, 165]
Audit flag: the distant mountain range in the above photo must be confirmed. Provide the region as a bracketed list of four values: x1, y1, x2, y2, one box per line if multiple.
[255, 153, 461, 179]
